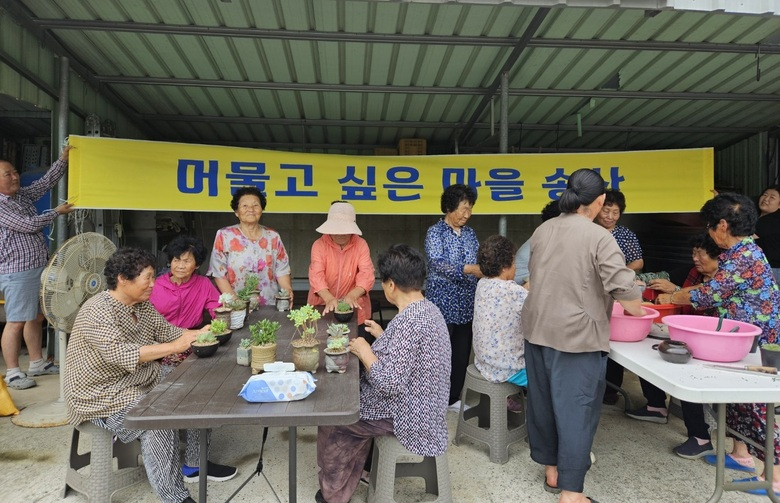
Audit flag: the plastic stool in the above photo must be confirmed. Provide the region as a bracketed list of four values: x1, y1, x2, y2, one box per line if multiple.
[453, 364, 527, 464]
[62, 421, 147, 502]
[367, 435, 452, 503]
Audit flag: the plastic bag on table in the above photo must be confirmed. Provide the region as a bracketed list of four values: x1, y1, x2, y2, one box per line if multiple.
[238, 371, 316, 402]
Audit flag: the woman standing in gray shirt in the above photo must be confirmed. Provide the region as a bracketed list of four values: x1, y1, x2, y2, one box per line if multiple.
[521, 169, 643, 503]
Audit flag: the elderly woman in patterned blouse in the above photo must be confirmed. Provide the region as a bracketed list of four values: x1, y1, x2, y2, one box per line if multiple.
[64, 248, 209, 503]
[425, 183, 482, 410]
[666, 193, 780, 496]
[473, 235, 528, 411]
[597, 188, 644, 405]
[315, 244, 451, 503]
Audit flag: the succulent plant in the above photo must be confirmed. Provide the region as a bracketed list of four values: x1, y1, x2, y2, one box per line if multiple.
[249, 319, 280, 346]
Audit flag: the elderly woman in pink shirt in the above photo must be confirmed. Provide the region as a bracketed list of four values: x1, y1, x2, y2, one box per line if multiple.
[307, 201, 375, 325]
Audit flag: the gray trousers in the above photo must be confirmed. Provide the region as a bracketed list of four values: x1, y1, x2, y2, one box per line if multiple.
[525, 341, 607, 493]
[92, 398, 189, 503]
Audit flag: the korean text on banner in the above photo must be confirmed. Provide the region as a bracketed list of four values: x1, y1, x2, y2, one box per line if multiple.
[67, 136, 713, 215]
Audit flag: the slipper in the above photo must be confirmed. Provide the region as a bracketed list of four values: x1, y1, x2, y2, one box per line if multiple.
[5, 375, 36, 390]
[27, 362, 59, 376]
[703, 454, 756, 472]
[587, 498, 600, 503]
[733, 476, 780, 496]
[543, 478, 562, 494]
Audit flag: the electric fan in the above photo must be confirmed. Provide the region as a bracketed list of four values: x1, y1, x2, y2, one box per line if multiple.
[12, 232, 115, 428]
[40, 232, 116, 332]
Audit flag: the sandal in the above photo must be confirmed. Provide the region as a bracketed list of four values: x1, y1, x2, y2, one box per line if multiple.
[543, 477, 562, 494]
[6, 375, 36, 390]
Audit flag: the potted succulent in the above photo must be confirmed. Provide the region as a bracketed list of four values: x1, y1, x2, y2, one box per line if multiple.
[760, 343, 780, 368]
[209, 318, 232, 346]
[191, 332, 219, 358]
[333, 299, 354, 323]
[214, 293, 233, 325]
[237, 338, 252, 366]
[288, 304, 322, 373]
[249, 318, 280, 374]
[324, 334, 350, 373]
[220, 293, 248, 329]
[275, 288, 292, 312]
[237, 274, 261, 311]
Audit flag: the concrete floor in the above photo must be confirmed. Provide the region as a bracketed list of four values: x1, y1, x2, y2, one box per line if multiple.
[0, 352, 763, 503]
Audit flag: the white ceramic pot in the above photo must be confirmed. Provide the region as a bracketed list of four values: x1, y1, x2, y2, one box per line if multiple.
[230, 309, 247, 330]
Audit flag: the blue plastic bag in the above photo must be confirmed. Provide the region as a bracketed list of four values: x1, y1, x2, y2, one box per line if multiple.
[238, 371, 316, 402]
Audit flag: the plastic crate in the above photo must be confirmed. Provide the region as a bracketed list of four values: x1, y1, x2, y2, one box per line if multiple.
[398, 138, 427, 156]
[373, 148, 398, 156]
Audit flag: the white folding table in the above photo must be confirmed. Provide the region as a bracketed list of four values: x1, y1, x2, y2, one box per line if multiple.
[610, 338, 780, 502]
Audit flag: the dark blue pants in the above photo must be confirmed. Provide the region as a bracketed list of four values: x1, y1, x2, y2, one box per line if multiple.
[525, 341, 607, 493]
[448, 322, 473, 405]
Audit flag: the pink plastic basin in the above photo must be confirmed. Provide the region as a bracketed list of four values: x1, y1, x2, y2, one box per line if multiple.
[662, 314, 762, 363]
[609, 303, 659, 342]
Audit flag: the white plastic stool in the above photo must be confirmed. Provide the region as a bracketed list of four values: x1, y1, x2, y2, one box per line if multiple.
[62, 421, 147, 502]
[453, 364, 528, 464]
[367, 435, 452, 503]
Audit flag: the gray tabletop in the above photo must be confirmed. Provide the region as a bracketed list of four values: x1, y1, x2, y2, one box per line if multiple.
[125, 306, 360, 430]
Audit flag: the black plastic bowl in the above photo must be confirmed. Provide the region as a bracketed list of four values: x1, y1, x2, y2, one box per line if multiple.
[191, 342, 219, 357]
[333, 310, 354, 323]
[215, 332, 232, 346]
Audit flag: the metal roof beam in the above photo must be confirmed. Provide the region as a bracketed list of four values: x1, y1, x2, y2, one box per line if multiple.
[0, 0, 153, 134]
[100, 76, 780, 102]
[0, 110, 51, 119]
[0, 47, 87, 118]
[458, 8, 550, 146]
[144, 114, 761, 134]
[31, 18, 780, 55]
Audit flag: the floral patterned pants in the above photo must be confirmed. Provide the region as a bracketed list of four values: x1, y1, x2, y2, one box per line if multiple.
[727, 402, 780, 463]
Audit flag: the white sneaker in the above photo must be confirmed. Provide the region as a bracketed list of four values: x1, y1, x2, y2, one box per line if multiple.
[448, 400, 472, 412]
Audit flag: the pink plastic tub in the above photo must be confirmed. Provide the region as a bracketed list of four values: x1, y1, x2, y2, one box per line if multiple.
[662, 314, 762, 362]
[609, 303, 659, 342]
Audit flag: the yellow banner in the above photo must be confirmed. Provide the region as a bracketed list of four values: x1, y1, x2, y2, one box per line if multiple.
[68, 136, 713, 215]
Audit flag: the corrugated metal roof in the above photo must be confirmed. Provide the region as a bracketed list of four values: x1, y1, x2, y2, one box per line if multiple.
[2, 0, 780, 154]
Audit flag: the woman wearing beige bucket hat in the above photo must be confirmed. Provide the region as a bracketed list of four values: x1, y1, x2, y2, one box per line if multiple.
[307, 201, 375, 325]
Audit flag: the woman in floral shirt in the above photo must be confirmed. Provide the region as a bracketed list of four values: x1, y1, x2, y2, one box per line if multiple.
[424, 183, 482, 409]
[207, 187, 293, 306]
[670, 193, 780, 496]
[473, 235, 528, 396]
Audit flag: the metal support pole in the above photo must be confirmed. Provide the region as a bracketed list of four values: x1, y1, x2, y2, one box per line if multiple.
[56, 55, 69, 392]
[14, 56, 70, 427]
[499, 71, 509, 236]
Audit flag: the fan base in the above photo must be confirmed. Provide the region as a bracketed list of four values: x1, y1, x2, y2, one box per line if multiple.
[11, 399, 69, 428]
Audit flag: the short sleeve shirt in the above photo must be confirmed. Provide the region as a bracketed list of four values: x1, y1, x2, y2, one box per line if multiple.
[611, 225, 643, 264]
[63, 291, 184, 425]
